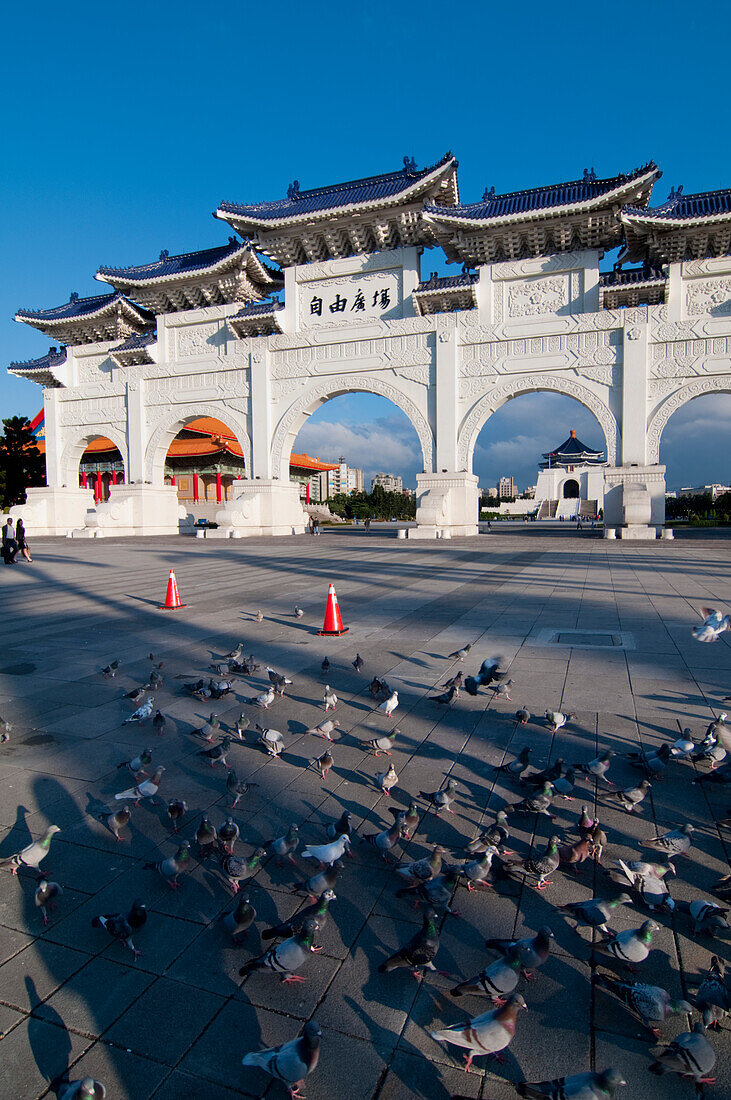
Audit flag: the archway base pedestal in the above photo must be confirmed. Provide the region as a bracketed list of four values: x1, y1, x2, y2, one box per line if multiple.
[70, 485, 188, 538]
[411, 472, 479, 539]
[212, 479, 308, 538]
[10, 487, 95, 536]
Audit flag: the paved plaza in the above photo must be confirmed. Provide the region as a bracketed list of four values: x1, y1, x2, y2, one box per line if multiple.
[0, 528, 730, 1100]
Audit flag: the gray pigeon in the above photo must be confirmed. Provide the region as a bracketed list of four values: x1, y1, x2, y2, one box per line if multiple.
[220, 848, 266, 892]
[116, 749, 152, 778]
[595, 972, 691, 1033]
[610, 859, 674, 911]
[593, 919, 659, 970]
[517, 1069, 626, 1100]
[684, 898, 730, 935]
[95, 806, 131, 842]
[604, 779, 651, 813]
[451, 945, 522, 1000]
[57, 1079, 106, 1100]
[695, 955, 731, 1029]
[484, 927, 554, 978]
[239, 918, 319, 982]
[257, 725, 284, 756]
[648, 1021, 716, 1085]
[557, 893, 632, 934]
[362, 729, 398, 755]
[242, 1020, 321, 1093]
[692, 607, 731, 643]
[35, 881, 63, 924]
[143, 842, 190, 888]
[645, 822, 694, 859]
[431, 993, 526, 1070]
[270, 824, 299, 865]
[0, 825, 61, 876]
[419, 778, 458, 814]
[307, 719, 341, 741]
[504, 836, 560, 889]
[219, 892, 256, 943]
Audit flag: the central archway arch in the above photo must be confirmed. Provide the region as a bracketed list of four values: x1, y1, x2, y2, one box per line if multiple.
[60, 425, 129, 488]
[457, 374, 619, 471]
[270, 375, 434, 481]
[145, 404, 252, 485]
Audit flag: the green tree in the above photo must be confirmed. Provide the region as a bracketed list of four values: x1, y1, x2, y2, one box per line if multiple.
[0, 417, 45, 507]
[327, 486, 416, 521]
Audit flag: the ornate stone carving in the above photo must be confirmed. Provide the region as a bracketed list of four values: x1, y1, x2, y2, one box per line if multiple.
[646, 376, 731, 462]
[176, 323, 218, 358]
[686, 277, 731, 317]
[398, 365, 431, 385]
[270, 375, 434, 478]
[457, 373, 619, 468]
[507, 277, 568, 319]
[626, 328, 642, 341]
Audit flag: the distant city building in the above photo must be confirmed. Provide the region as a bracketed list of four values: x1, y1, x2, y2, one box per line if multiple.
[522, 485, 536, 499]
[326, 457, 364, 497]
[497, 475, 516, 499]
[371, 472, 403, 493]
[678, 484, 731, 499]
[484, 487, 498, 499]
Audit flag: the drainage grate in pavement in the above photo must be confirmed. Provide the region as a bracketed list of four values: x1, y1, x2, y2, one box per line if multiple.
[556, 632, 618, 647]
[529, 628, 635, 650]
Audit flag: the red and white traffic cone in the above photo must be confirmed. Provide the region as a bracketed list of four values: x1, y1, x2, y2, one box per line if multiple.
[159, 569, 187, 611]
[318, 582, 348, 636]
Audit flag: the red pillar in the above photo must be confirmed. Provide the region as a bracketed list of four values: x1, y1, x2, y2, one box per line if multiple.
[112, 470, 117, 485]
[306, 481, 310, 505]
[193, 472, 199, 503]
[95, 471, 102, 502]
[171, 474, 176, 487]
[81, 471, 87, 488]
[216, 471, 222, 503]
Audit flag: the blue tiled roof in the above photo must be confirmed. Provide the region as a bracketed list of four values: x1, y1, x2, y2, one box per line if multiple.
[231, 299, 284, 317]
[9, 346, 67, 371]
[112, 331, 157, 352]
[416, 272, 478, 292]
[623, 185, 731, 221]
[599, 266, 665, 287]
[219, 153, 455, 221]
[16, 291, 124, 321]
[542, 432, 604, 462]
[98, 239, 249, 281]
[426, 163, 658, 221]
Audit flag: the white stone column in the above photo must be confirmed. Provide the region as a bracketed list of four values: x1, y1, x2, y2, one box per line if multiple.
[621, 321, 648, 466]
[435, 316, 458, 471]
[126, 378, 146, 483]
[43, 389, 63, 488]
[249, 349, 272, 479]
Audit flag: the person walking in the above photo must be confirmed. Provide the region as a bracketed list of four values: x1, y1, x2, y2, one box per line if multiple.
[15, 519, 32, 562]
[2, 517, 19, 564]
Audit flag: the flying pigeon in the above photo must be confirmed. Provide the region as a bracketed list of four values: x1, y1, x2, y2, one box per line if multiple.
[464, 657, 503, 695]
[430, 993, 527, 1070]
[242, 1020, 321, 1096]
[692, 606, 731, 643]
[91, 899, 146, 958]
[0, 825, 61, 876]
[95, 806, 131, 842]
[35, 881, 63, 924]
[379, 907, 441, 979]
[593, 919, 659, 970]
[116, 749, 152, 779]
[595, 972, 692, 1035]
[419, 778, 458, 815]
[239, 918, 319, 983]
[115, 766, 165, 805]
[219, 892, 256, 943]
[516, 1068, 626, 1100]
[143, 843, 190, 888]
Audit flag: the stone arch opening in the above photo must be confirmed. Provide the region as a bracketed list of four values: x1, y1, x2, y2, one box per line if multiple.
[61, 427, 128, 496]
[145, 406, 252, 495]
[562, 478, 580, 499]
[270, 377, 434, 483]
[648, 381, 731, 469]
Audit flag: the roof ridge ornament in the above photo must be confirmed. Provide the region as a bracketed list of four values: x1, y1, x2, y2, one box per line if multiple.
[583, 168, 597, 182]
[482, 186, 496, 201]
[159, 249, 169, 261]
[69, 291, 79, 303]
[287, 180, 300, 201]
[403, 156, 418, 176]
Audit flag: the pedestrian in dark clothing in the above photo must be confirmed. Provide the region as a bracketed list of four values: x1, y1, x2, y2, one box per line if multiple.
[2, 517, 19, 564]
[15, 519, 32, 562]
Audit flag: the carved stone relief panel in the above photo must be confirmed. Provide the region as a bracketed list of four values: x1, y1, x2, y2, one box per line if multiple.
[686, 277, 731, 317]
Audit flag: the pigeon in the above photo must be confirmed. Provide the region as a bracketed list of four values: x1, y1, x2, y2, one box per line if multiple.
[443, 671, 464, 689]
[588, 821, 608, 864]
[604, 779, 651, 813]
[627, 743, 672, 779]
[91, 899, 146, 958]
[226, 771, 259, 808]
[609, 860, 674, 911]
[219, 892, 256, 943]
[115, 766, 165, 804]
[0, 715, 11, 743]
[195, 817, 218, 857]
[270, 824, 300, 865]
[143, 843, 190, 888]
[166, 799, 187, 833]
[460, 848, 498, 891]
[193, 714, 221, 742]
[396, 845, 446, 889]
[307, 719, 341, 741]
[706, 713, 730, 746]
[378, 691, 399, 717]
[0, 825, 61, 876]
[242, 1020, 321, 1096]
[311, 750, 334, 779]
[683, 898, 730, 935]
[692, 606, 731, 643]
[234, 714, 251, 740]
[292, 866, 339, 899]
[466, 811, 510, 855]
[35, 881, 63, 924]
[419, 778, 458, 815]
[56, 1078, 107, 1100]
[648, 1022, 716, 1086]
[464, 657, 503, 695]
[220, 848, 266, 892]
[116, 749, 152, 778]
[545, 709, 575, 732]
[557, 893, 632, 935]
[197, 736, 234, 768]
[362, 729, 399, 755]
[219, 817, 240, 854]
[515, 705, 530, 726]
[398, 868, 462, 915]
[100, 659, 120, 678]
[595, 973, 691, 1035]
[376, 762, 399, 795]
[493, 746, 532, 778]
[516, 1068, 627, 1100]
[302, 835, 350, 866]
[695, 955, 731, 1029]
[208, 678, 233, 700]
[430, 685, 458, 706]
[326, 811, 353, 841]
[451, 945, 522, 1000]
[321, 657, 330, 675]
[255, 609, 264, 622]
[152, 710, 166, 737]
[493, 678, 514, 701]
[323, 685, 338, 711]
[123, 699, 154, 724]
[574, 750, 614, 784]
[506, 781, 555, 817]
[352, 653, 364, 673]
[484, 928, 554, 979]
[257, 725, 285, 756]
[447, 643, 473, 661]
[369, 676, 391, 699]
[294, 605, 304, 618]
[693, 761, 731, 786]
[578, 805, 597, 837]
[558, 836, 593, 871]
[364, 815, 405, 862]
[239, 918, 319, 983]
[95, 806, 131, 842]
[669, 729, 696, 759]
[521, 758, 564, 788]
[644, 823, 694, 859]
[593, 919, 659, 970]
[248, 687, 275, 709]
[388, 799, 420, 840]
[146, 668, 164, 691]
[223, 642, 244, 662]
[379, 907, 441, 979]
[691, 732, 726, 768]
[553, 768, 577, 799]
[262, 890, 336, 941]
[430, 993, 527, 1070]
[504, 836, 560, 890]
[267, 667, 293, 696]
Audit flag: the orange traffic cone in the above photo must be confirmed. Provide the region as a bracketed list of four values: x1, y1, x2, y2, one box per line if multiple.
[159, 569, 187, 611]
[318, 582, 349, 636]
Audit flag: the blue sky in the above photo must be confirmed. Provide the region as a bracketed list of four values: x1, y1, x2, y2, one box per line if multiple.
[2, 1, 729, 491]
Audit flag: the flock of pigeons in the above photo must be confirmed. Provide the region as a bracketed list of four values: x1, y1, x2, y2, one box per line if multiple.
[1, 604, 730, 1099]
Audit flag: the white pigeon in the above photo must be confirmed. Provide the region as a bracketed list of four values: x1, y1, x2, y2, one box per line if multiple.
[257, 727, 284, 756]
[693, 606, 731, 643]
[253, 687, 275, 709]
[123, 698, 153, 724]
[115, 766, 165, 803]
[294, 605, 304, 619]
[301, 834, 351, 865]
[669, 728, 696, 758]
[379, 691, 399, 717]
[545, 709, 573, 732]
[323, 686, 338, 711]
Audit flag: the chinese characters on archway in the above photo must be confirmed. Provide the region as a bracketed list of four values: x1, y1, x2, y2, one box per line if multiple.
[310, 286, 391, 316]
[303, 278, 398, 325]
